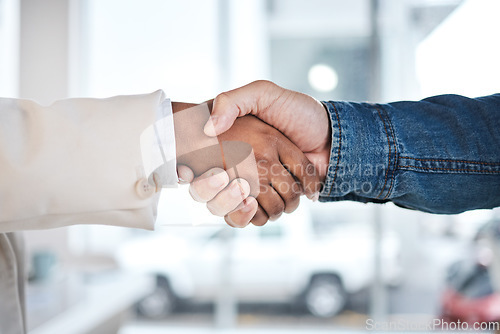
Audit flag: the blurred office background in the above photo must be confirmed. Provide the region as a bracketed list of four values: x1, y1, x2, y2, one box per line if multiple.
[1, 0, 500, 333]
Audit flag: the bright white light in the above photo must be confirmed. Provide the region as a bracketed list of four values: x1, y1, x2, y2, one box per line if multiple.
[416, 0, 500, 97]
[308, 64, 339, 92]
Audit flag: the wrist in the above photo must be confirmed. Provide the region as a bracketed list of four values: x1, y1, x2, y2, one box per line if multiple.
[172, 103, 223, 176]
[309, 100, 332, 183]
[172, 102, 197, 114]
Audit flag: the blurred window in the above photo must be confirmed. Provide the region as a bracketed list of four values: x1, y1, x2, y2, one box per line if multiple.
[0, 0, 19, 97]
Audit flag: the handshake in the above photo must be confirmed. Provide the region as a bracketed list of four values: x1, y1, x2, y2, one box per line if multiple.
[170, 81, 332, 227]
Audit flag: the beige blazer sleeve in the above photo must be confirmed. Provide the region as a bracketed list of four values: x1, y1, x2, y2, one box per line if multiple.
[0, 90, 169, 232]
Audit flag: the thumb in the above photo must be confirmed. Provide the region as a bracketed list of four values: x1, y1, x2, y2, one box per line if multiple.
[203, 94, 241, 137]
[204, 80, 281, 137]
[204, 80, 277, 136]
[177, 164, 195, 184]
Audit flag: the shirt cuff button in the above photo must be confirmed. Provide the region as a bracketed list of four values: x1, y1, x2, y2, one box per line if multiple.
[135, 178, 155, 199]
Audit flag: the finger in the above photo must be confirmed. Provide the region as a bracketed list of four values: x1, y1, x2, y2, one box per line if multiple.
[189, 167, 229, 203]
[267, 165, 302, 214]
[225, 197, 258, 228]
[257, 184, 285, 221]
[206, 178, 251, 216]
[278, 140, 322, 199]
[251, 205, 270, 226]
[221, 141, 260, 198]
[204, 80, 279, 137]
[177, 164, 195, 184]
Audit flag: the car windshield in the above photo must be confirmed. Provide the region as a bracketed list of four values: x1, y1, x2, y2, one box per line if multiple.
[457, 266, 495, 299]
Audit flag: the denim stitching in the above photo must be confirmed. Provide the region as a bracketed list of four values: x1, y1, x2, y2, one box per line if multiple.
[376, 108, 391, 199]
[399, 156, 500, 166]
[328, 103, 342, 196]
[399, 165, 500, 173]
[382, 107, 397, 200]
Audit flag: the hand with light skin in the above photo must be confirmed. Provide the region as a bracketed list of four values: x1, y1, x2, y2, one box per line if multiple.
[177, 81, 332, 227]
[173, 102, 320, 227]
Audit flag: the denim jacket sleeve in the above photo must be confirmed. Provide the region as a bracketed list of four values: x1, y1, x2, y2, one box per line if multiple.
[319, 93, 500, 214]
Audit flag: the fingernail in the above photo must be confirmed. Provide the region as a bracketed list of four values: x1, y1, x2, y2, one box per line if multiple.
[204, 116, 218, 137]
[210, 115, 219, 126]
[208, 174, 226, 188]
[231, 182, 244, 198]
[178, 177, 187, 184]
[226, 215, 236, 227]
[226, 215, 247, 228]
[240, 200, 253, 213]
[307, 192, 319, 202]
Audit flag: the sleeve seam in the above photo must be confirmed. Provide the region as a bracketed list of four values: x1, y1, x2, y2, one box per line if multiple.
[375, 106, 398, 200]
[327, 102, 343, 196]
[382, 107, 398, 200]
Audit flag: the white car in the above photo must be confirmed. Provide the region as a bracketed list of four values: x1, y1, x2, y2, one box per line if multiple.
[116, 203, 402, 318]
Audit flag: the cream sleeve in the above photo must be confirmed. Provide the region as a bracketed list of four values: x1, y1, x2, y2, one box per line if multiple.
[0, 90, 176, 232]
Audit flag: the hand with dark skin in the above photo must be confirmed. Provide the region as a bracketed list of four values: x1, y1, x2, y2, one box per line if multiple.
[218, 115, 321, 226]
[172, 102, 321, 227]
[204, 80, 332, 181]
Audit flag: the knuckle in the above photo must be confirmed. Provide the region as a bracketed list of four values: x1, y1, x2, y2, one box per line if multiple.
[267, 200, 285, 218]
[208, 193, 241, 217]
[304, 160, 317, 177]
[286, 187, 301, 203]
[215, 92, 232, 106]
[234, 178, 251, 196]
[206, 167, 226, 176]
[256, 151, 275, 164]
[254, 80, 274, 90]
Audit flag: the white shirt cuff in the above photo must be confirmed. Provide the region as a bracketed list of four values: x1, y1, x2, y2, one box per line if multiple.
[140, 96, 178, 188]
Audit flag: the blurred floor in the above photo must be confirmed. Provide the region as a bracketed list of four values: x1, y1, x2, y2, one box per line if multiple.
[119, 326, 358, 334]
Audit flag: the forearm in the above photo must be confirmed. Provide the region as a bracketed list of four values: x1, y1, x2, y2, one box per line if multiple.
[319, 93, 500, 214]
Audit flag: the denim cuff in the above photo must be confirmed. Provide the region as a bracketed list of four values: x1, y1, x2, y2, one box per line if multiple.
[319, 101, 397, 202]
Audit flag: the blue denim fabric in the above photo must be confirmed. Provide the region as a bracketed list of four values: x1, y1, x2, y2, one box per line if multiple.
[319, 94, 500, 214]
